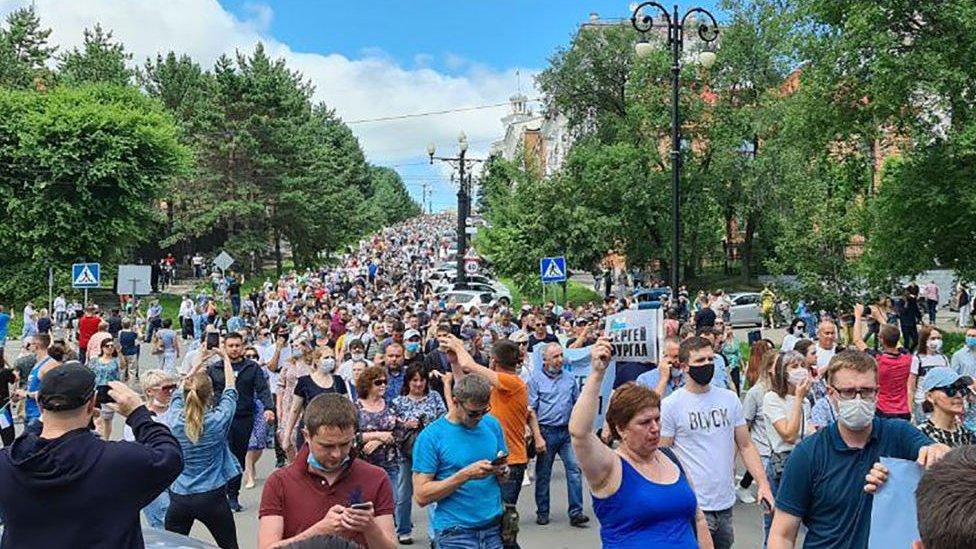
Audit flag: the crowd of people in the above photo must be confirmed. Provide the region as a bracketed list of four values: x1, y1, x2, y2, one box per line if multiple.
[0, 212, 975, 549]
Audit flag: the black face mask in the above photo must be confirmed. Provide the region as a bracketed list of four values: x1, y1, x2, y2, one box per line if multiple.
[687, 362, 715, 385]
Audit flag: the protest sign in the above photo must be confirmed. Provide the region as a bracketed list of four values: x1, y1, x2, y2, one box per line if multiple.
[603, 309, 659, 363]
[868, 457, 922, 549]
[529, 343, 615, 429]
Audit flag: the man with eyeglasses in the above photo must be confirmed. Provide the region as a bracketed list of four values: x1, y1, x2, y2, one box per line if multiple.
[526, 319, 557, 353]
[413, 374, 509, 549]
[768, 351, 951, 549]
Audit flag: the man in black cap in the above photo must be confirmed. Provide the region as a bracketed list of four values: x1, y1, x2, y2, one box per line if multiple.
[0, 362, 183, 548]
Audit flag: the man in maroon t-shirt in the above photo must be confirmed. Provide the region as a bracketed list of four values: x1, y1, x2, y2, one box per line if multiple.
[258, 393, 395, 549]
[77, 306, 102, 365]
[853, 304, 912, 420]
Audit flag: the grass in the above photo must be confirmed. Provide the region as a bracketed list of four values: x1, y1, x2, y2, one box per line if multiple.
[499, 277, 602, 310]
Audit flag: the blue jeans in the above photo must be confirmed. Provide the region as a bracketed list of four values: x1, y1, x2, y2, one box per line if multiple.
[436, 524, 502, 549]
[143, 490, 170, 529]
[534, 425, 583, 519]
[397, 459, 435, 539]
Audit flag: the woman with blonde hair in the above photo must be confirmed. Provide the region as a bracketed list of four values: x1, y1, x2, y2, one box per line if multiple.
[164, 345, 240, 549]
[275, 337, 314, 460]
[124, 369, 179, 529]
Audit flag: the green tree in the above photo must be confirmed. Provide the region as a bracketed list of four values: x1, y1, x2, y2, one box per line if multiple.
[0, 6, 56, 89]
[58, 24, 133, 87]
[0, 85, 188, 303]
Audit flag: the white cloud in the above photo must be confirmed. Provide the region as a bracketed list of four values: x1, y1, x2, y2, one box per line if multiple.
[0, 0, 540, 167]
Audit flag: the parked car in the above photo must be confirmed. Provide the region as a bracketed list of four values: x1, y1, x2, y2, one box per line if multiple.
[729, 292, 763, 327]
[436, 282, 511, 305]
[441, 290, 499, 311]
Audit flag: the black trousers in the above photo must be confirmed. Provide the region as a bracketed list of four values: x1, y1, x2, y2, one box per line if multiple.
[226, 416, 253, 499]
[902, 324, 919, 353]
[166, 487, 239, 549]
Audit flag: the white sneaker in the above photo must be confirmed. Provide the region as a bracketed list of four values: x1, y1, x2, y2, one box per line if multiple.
[736, 486, 756, 504]
[522, 475, 532, 486]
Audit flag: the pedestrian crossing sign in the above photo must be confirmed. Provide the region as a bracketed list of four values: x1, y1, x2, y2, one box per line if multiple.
[72, 262, 101, 288]
[540, 256, 567, 284]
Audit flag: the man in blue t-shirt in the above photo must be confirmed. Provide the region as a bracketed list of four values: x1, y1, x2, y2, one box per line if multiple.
[768, 351, 951, 549]
[413, 374, 508, 548]
[0, 305, 11, 358]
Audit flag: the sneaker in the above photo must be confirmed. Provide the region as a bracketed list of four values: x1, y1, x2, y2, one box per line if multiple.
[535, 515, 549, 526]
[570, 515, 590, 528]
[398, 534, 414, 545]
[521, 475, 531, 487]
[736, 486, 756, 504]
[228, 497, 244, 513]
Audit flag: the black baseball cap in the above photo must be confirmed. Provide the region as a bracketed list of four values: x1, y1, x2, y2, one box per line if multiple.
[38, 361, 96, 411]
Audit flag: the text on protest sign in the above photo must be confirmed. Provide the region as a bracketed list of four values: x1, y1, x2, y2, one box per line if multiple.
[603, 309, 658, 363]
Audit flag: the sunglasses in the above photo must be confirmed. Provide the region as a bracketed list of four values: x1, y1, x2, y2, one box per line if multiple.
[244, 354, 259, 360]
[159, 384, 177, 392]
[934, 385, 972, 398]
[373, 379, 388, 387]
[459, 403, 491, 419]
[102, 341, 115, 347]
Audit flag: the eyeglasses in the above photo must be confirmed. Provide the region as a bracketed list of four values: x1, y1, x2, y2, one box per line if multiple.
[159, 384, 177, 392]
[244, 354, 259, 360]
[459, 403, 491, 419]
[933, 385, 972, 398]
[373, 379, 388, 387]
[830, 385, 878, 401]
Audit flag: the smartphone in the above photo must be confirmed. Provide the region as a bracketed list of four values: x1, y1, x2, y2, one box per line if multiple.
[95, 385, 114, 405]
[491, 455, 508, 467]
[349, 502, 373, 511]
[206, 332, 220, 350]
[760, 499, 772, 514]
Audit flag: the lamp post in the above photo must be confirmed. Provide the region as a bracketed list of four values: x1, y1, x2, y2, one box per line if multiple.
[630, 2, 718, 300]
[428, 132, 483, 286]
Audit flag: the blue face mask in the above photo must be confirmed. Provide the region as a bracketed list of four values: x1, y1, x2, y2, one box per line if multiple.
[307, 450, 349, 474]
[967, 336, 976, 348]
[405, 342, 421, 354]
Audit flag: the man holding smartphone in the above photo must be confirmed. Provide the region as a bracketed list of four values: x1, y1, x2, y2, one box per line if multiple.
[258, 393, 395, 549]
[412, 374, 509, 549]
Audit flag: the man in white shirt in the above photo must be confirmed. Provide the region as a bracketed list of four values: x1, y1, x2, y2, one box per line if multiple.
[815, 320, 838, 372]
[53, 295, 66, 329]
[178, 295, 194, 340]
[660, 336, 773, 549]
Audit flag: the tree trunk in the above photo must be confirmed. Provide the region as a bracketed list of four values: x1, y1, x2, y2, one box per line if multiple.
[273, 227, 283, 278]
[741, 214, 758, 284]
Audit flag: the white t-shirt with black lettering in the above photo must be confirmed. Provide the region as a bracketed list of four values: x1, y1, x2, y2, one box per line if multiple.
[660, 386, 745, 511]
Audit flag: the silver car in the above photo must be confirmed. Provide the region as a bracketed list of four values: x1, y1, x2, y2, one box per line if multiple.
[729, 292, 763, 327]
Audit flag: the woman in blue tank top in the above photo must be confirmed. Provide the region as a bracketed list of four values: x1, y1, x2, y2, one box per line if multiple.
[569, 339, 713, 548]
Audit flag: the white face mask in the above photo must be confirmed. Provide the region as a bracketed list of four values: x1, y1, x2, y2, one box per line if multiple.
[319, 358, 336, 373]
[927, 338, 943, 353]
[351, 352, 365, 361]
[788, 368, 810, 386]
[835, 397, 875, 430]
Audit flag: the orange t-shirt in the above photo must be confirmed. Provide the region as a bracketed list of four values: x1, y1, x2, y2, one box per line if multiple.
[490, 371, 529, 465]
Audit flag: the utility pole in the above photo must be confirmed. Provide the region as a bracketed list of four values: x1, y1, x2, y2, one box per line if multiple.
[428, 133, 484, 286]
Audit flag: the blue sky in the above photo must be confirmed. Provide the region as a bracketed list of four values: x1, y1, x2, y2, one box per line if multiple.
[216, 1, 726, 210]
[2, 0, 722, 212]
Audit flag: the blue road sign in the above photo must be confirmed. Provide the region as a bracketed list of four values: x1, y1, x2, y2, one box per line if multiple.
[72, 262, 101, 288]
[540, 256, 567, 284]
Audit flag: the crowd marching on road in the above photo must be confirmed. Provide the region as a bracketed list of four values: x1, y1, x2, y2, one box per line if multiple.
[1, 212, 976, 549]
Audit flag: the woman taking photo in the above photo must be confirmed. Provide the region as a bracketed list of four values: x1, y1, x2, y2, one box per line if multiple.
[761, 351, 813, 543]
[355, 366, 400, 493]
[390, 364, 446, 545]
[90, 337, 121, 440]
[908, 326, 950, 423]
[570, 338, 712, 548]
[281, 346, 352, 455]
[165, 346, 240, 549]
[918, 367, 976, 447]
